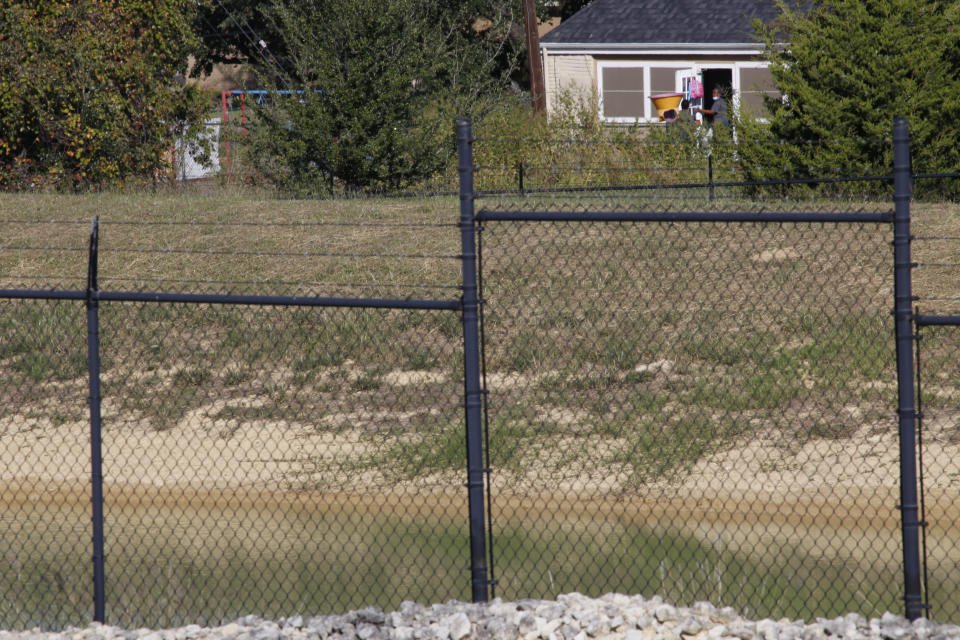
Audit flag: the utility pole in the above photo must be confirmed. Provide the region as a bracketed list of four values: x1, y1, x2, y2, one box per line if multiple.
[522, 0, 546, 114]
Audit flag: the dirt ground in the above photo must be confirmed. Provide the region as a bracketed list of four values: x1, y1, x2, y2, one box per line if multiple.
[3, 391, 960, 572]
[0, 394, 944, 495]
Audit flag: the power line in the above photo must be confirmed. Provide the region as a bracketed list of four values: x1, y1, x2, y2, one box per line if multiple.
[207, 0, 294, 91]
[230, 2, 291, 84]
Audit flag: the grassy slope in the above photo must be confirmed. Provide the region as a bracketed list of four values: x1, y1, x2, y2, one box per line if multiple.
[2, 191, 960, 627]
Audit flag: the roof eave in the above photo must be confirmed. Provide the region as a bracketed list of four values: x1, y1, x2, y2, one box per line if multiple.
[539, 41, 770, 54]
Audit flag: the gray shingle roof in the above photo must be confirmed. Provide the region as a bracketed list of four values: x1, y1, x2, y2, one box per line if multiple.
[540, 0, 780, 46]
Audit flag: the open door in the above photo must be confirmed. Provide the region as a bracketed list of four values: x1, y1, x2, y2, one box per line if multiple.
[677, 68, 702, 123]
[701, 68, 734, 109]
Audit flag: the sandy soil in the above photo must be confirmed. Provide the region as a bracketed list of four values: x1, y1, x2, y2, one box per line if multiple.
[3, 395, 959, 527]
[3, 395, 952, 495]
[4, 365, 960, 576]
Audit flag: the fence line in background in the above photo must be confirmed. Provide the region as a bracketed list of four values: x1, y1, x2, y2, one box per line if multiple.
[0, 211, 481, 627]
[466, 116, 927, 622]
[5, 116, 960, 628]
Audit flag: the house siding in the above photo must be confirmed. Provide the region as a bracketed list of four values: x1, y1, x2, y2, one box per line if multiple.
[543, 50, 775, 122]
[543, 53, 596, 114]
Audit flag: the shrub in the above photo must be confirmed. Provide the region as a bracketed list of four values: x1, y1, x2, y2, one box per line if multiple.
[738, 0, 960, 197]
[0, 0, 210, 191]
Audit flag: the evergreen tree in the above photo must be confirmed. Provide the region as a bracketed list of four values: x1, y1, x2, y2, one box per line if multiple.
[739, 0, 960, 189]
[245, 0, 521, 193]
[192, 0, 280, 79]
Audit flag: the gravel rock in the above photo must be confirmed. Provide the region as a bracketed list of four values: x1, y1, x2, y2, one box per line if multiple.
[355, 610, 386, 627]
[655, 604, 679, 624]
[389, 628, 413, 640]
[5, 593, 957, 640]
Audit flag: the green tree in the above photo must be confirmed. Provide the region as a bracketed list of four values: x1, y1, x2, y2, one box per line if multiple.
[558, 0, 592, 20]
[0, 0, 209, 190]
[245, 0, 521, 193]
[738, 0, 960, 189]
[193, 0, 541, 92]
[192, 0, 287, 80]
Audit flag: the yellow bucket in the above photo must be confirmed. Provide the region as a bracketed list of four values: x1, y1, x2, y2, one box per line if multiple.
[649, 92, 684, 121]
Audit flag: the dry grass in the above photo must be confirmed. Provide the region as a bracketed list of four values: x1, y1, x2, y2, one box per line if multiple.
[1, 189, 957, 489]
[2, 189, 958, 493]
[0, 191, 461, 295]
[4, 189, 960, 626]
[912, 201, 960, 314]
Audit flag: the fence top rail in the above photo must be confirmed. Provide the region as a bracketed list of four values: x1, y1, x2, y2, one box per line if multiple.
[0, 219, 458, 229]
[476, 210, 894, 224]
[471, 135, 894, 146]
[101, 220, 459, 229]
[0, 289, 87, 301]
[474, 174, 898, 198]
[915, 314, 960, 327]
[0, 288, 461, 310]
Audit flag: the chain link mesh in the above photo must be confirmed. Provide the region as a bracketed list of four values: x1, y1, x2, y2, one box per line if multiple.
[4, 166, 957, 627]
[98, 303, 468, 628]
[914, 325, 960, 622]
[912, 203, 960, 622]
[1, 300, 469, 629]
[477, 217, 902, 621]
[0, 300, 91, 629]
[0, 199, 473, 631]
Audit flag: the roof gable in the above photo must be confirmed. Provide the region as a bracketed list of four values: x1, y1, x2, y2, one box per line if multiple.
[540, 0, 780, 47]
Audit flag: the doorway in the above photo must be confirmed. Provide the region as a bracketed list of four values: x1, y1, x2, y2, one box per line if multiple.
[702, 68, 733, 110]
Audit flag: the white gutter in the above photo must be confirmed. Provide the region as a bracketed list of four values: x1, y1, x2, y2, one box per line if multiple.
[540, 41, 787, 55]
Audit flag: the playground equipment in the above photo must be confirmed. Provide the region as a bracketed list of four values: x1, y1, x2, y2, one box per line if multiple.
[220, 90, 321, 166]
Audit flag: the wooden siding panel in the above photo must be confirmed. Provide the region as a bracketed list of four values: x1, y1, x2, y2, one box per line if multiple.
[544, 54, 595, 114]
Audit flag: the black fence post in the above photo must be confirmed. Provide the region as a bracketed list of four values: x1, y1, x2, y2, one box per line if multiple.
[457, 118, 490, 603]
[708, 153, 714, 201]
[518, 161, 525, 196]
[893, 116, 924, 621]
[86, 216, 106, 623]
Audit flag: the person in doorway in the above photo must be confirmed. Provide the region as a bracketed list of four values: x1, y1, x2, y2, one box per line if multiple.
[666, 98, 696, 139]
[678, 98, 695, 126]
[696, 86, 730, 127]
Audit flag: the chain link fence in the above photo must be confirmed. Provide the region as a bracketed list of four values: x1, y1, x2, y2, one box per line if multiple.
[911, 322, 960, 622]
[2, 301, 473, 629]
[475, 215, 898, 619]
[0, 210, 474, 630]
[910, 201, 960, 622]
[467, 117, 935, 623]
[2, 117, 957, 629]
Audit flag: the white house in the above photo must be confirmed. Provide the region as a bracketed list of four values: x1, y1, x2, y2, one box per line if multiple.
[539, 0, 782, 123]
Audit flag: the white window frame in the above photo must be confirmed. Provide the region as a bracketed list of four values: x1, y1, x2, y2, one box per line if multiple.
[676, 66, 702, 123]
[733, 60, 775, 122]
[676, 66, 702, 94]
[599, 61, 702, 123]
[597, 61, 650, 123]
[598, 60, 772, 124]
